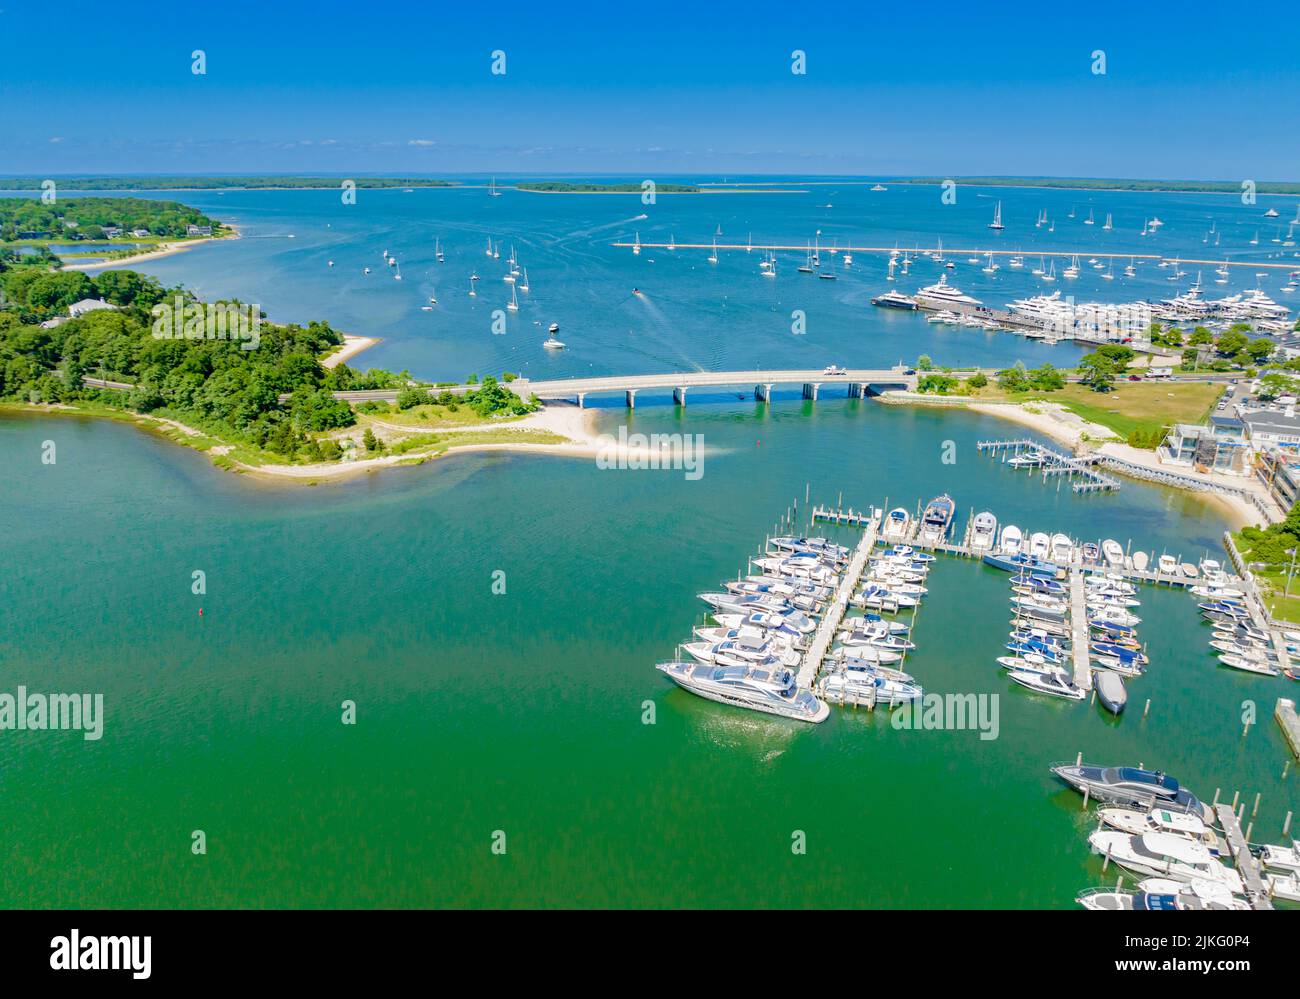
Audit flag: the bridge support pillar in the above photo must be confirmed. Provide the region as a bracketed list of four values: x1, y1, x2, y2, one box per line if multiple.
[848, 382, 864, 399]
[576, 393, 586, 409]
[754, 383, 773, 403]
[802, 382, 820, 401]
[673, 386, 688, 407]
[625, 389, 637, 409]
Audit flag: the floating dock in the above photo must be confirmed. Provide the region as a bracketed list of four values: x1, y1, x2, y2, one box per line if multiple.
[1068, 570, 1092, 690]
[978, 438, 1119, 493]
[798, 518, 879, 690]
[1214, 802, 1275, 910]
[1277, 698, 1300, 761]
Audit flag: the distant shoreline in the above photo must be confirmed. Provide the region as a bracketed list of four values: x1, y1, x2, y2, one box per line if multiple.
[60, 226, 239, 272]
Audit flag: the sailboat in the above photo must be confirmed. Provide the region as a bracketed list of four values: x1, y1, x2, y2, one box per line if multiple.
[708, 237, 718, 265]
[1042, 260, 1057, 283]
[1084, 208, 1095, 226]
[1103, 213, 1113, 231]
[667, 233, 676, 251]
[519, 268, 530, 292]
[1101, 259, 1114, 281]
[1124, 257, 1136, 277]
[798, 242, 814, 274]
[632, 232, 641, 255]
[468, 279, 476, 297]
[1250, 231, 1260, 246]
[506, 285, 519, 312]
[486, 237, 494, 257]
[1064, 255, 1080, 279]
[1069, 205, 1077, 219]
[886, 256, 896, 282]
[1036, 208, 1047, 228]
[489, 177, 502, 198]
[988, 201, 1005, 230]
[393, 263, 402, 281]
[746, 233, 753, 253]
[1141, 220, 1149, 237]
[982, 251, 999, 273]
[435, 238, 444, 263]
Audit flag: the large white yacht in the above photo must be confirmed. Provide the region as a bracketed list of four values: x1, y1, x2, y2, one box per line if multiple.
[656, 661, 830, 723]
[1087, 830, 1244, 893]
[915, 274, 982, 307]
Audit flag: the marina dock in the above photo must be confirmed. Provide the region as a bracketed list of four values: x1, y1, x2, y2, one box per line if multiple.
[978, 438, 1119, 493]
[1277, 699, 1300, 761]
[1068, 571, 1092, 690]
[1213, 803, 1275, 910]
[797, 517, 879, 690]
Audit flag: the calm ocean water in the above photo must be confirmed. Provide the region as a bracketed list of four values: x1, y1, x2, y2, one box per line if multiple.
[2, 181, 1297, 907]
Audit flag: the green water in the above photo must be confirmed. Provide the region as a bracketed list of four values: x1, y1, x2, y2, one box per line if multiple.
[2, 400, 1296, 908]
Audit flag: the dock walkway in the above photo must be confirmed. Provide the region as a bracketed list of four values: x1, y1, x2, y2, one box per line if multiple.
[1214, 803, 1274, 910]
[1277, 698, 1300, 761]
[798, 518, 878, 689]
[1068, 570, 1092, 690]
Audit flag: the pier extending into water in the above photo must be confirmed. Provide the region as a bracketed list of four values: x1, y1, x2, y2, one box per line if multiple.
[797, 518, 879, 690]
[1214, 802, 1275, 910]
[1067, 571, 1092, 690]
[978, 438, 1120, 493]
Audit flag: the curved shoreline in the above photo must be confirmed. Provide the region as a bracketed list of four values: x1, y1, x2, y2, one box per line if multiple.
[61, 227, 240, 272]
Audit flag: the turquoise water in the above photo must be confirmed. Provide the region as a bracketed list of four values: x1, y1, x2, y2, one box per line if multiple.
[78, 180, 1300, 383]
[2, 398, 1296, 908]
[2, 181, 1298, 908]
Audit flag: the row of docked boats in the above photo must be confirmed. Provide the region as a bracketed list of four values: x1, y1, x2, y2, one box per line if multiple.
[821, 542, 931, 707]
[997, 563, 1146, 709]
[1054, 761, 1300, 906]
[878, 494, 957, 548]
[657, 535, 845, 723]
[1193, 579, 1294, 678]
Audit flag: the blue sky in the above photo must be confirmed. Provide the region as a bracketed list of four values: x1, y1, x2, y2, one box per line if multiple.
[2, 1, 1297, 178]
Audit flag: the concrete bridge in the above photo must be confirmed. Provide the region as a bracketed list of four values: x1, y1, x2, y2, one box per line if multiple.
[512, 367, 919, 408]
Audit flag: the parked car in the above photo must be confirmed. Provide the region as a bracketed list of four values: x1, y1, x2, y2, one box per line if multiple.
[823, 365, 846, 376]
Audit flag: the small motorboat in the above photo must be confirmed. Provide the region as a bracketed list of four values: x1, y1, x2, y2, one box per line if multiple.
[1217, 653, 1280, 676]
[1094, 670, 1128, 714]
[1008, 669, 1087, 700]
[1102, 539, 1126, 568]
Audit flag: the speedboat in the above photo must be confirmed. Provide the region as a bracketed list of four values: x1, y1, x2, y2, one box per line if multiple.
[683, 639, 800, 670]
[1265, 872, 1300, 902]
[986, 551, 1059, 577]
[727, 578, 827, 605]
[1077, 881, 1248, 911]
[1028, 532, 1051, 559]
[1005, 640, 1063, 662]
[830, 646, 904, 666]
[1102, 539, 1125, 567]
[1157, 554, 1179, 575]
[1051, 534, 1074, 564]
[853, 585, 919, 610]
[712, 612, 813, 645]
[839, 626, 915, 651]
[822, 668, 923, 706]
[752, 557, 838, 585]
[1081, 542, 1101, 564]
[1007, 450, 1045, 469]
[1007, 669, 1086, 700]
[1259, 840, 1300, 874]
[1051, 763, 1207, 817]
[1086, 593, 1142, 610]
[851, 613, 910, 635]
[1217, 653, 1280, 676]
[918, 494, 956, 543]
[1012, 574, 1065, 596]
[1090, 641, 1147, 665]
[878, 545, 933, 564]
[829, 657, 914, 684]
[1011, 595, 1069, 622]
[1090, 606, 1141, 628]
[998, 652, 1065, 676]
[699, 592, 802, 617]
[721, 582, 819, 612]
[882, 508, 911, 541]
[970, 511, 998, 552]
[1191, 581, 1246, 600]
[770, 536, 849, 560]
[1098, 807, 1223, 856]
[998, 525, 1023, 555]
[1087, 831, 1243, 893]
[656, 660, 829, 723]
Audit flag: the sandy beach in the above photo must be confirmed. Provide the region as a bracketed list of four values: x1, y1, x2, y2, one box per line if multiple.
[321, 335, 382, 369]
[62, 227, 239, 273]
